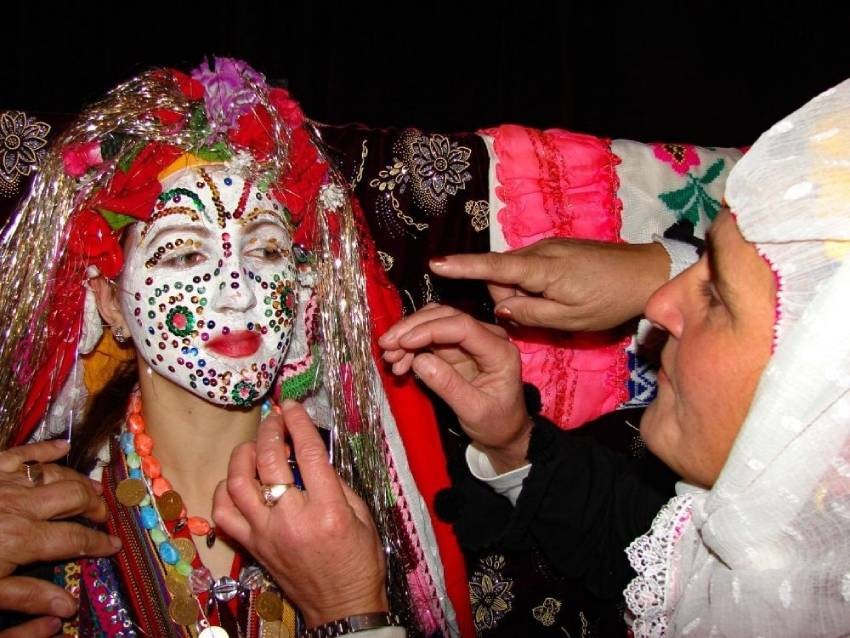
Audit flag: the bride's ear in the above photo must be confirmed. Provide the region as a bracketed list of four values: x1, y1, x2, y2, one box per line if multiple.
[89, 275, 129, 339]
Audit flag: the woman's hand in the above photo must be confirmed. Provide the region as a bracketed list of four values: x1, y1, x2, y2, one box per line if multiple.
[379, 304, 532, 473]
[430, 239, 669, 331]
[213, 402, 387, 628]
[0, 440, 121, 637]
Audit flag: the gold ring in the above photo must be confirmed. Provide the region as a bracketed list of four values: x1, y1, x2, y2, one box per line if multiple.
[260, 483, 297, 506]
[22, 461, 44, 486]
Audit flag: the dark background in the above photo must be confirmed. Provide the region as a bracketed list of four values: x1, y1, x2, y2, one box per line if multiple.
[4, 1, 849, 146]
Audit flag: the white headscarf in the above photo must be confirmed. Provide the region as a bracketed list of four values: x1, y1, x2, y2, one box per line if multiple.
[625, 79, 850, 636]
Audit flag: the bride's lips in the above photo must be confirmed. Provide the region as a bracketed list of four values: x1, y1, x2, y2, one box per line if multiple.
[206, 331, 261, 358]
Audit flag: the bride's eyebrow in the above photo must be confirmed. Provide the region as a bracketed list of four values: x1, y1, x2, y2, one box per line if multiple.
[143, 222, 212, 249]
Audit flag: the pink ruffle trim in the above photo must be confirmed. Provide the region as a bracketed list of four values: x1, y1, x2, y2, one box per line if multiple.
[484, 124, 630, 429]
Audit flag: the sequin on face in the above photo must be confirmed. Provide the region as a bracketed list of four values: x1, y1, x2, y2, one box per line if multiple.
[119, 166, 296, 407]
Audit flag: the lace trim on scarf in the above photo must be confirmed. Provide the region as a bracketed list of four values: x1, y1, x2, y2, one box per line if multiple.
[624, 493, 694, 637]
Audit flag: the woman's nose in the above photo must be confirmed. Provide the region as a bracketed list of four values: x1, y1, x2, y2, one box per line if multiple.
[211, 268, 257, 313]
[644, 272, 686, 340]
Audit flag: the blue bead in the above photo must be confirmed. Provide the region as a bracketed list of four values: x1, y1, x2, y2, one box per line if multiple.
[120, 432, 135, 454]
[158, 541, 179, 565]
[140, 506, 158, 530]
[129, 468, 143, 479]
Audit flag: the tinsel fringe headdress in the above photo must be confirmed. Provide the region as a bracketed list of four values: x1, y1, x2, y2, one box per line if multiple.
[0, 57, 447, 633]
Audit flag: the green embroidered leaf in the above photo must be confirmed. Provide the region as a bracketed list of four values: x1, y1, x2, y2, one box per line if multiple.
[117, 142, 146, 172]
[699, 158, 725, 185]
[659, 182, 696, 212]
[98, 209, 137, 231]
[195, 141, 232, 162]
[700, 190, 722, 221]
[681, 200, 701, 225]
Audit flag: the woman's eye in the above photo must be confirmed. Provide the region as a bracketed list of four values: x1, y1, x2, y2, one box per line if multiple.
[162, 251, 207, 268]
[699, 279, 722, 308]
[247, 244, 286, 261]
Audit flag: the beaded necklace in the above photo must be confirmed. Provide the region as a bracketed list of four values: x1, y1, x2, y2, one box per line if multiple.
[114, 392, 296, 637]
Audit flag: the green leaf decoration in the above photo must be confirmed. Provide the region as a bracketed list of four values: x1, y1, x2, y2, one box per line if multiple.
[700, 190, 722, 221]
[117, 142, 146, 172]
[98, 209, 137, 231]
[681, 200, 701, 225]
[100, 133, 128, 161]
[195, 141, 232, 162]
[659, 182, 696, 212]
[189, 105, 209, 133]
[699, 158, 725, 185]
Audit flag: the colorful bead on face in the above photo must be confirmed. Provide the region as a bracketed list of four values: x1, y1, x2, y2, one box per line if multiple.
[119, 165, 297, 407]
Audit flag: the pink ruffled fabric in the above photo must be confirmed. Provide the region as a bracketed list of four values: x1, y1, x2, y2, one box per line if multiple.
[485, 124, 630, 429]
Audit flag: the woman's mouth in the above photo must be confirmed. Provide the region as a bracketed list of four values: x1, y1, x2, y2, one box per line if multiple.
[206, 331, 262, 358]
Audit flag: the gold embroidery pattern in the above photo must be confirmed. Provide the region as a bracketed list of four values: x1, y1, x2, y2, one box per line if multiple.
[369, 158, 429, 237]
[469, 554, 514, 632]
[464, 199, 490, 232]
[532, 597, 563, 627]
[377, 251, 395, 271]
[0, 111, 50, 198]
[61, 561, 82, 637]
[408, 132, 472, 211]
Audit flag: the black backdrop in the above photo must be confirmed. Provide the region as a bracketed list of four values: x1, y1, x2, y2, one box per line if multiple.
[4, 1, 849, 146]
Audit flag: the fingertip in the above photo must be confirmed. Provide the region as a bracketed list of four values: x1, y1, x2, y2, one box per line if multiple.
[281, 399, 298, 410]
[494, 305, 512, 318]
[411, 352, 437, 377]
[52, 439, 71, 451]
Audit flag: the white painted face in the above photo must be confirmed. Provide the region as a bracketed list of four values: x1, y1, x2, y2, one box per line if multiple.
[119, 165, 297, 407]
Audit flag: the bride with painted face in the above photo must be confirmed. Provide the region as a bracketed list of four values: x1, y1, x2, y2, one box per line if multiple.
[0, 59, 464, 637]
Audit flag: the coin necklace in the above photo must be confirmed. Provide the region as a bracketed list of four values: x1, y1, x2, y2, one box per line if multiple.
[114, 393, 288, 636]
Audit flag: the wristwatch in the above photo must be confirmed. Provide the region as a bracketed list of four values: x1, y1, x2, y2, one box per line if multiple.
[300, 612, 400, 638]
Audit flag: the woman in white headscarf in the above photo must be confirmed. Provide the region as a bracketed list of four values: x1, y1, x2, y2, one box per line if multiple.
[371, 80, 850, 636]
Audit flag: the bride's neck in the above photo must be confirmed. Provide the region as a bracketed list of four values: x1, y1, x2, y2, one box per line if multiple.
[135, 361, 260, 489]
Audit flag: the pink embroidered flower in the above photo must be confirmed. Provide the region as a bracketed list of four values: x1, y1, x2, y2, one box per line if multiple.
[652, 143, 700, 175]
[62, 142, 103, 178]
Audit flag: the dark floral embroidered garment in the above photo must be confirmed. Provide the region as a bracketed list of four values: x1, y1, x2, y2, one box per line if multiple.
[317, 123, 493, 321]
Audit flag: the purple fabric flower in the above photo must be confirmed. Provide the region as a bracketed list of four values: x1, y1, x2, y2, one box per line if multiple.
[191, 57, 267, 135]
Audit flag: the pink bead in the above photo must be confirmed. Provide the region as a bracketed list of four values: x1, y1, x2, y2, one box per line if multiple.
[152, 477, 172, 497]
[187, 516, 211, 536]
[127, 413, 145, 434]
[142, 456, 161, 479]
[135, 433, 154, 456]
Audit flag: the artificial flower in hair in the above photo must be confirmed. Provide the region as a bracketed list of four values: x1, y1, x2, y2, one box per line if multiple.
[191, 57, 265, 136]
[61, 142, 104, 178]
[272, 128, 328, 223]
[90, 141, 183, 221]
[65, 209, 123, 278]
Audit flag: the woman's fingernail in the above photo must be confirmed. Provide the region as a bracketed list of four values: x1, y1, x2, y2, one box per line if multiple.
[110, 536, 123, 551]
[52, 439, 71, 450]
[272, 404, 283, 415]
[495, 306, 512, 317]
[90, 479, 103, 495]
[282, 399, 298, 409]
[412, 354, 436, 377]
[47, 617, 63, 632]
[429, 256, 447, 268]
[50, 597, 76, 617]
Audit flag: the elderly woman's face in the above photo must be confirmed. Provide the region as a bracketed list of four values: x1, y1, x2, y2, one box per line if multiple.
[119, 166, 297, 407]
[640, 210, 776, 487]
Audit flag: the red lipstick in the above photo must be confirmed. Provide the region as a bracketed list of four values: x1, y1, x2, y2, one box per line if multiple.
[206, 331, 261, 358]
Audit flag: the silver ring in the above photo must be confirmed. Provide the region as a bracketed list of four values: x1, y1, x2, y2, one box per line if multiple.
[22, 461, 44, 486]
[261, 483, 297, 506]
